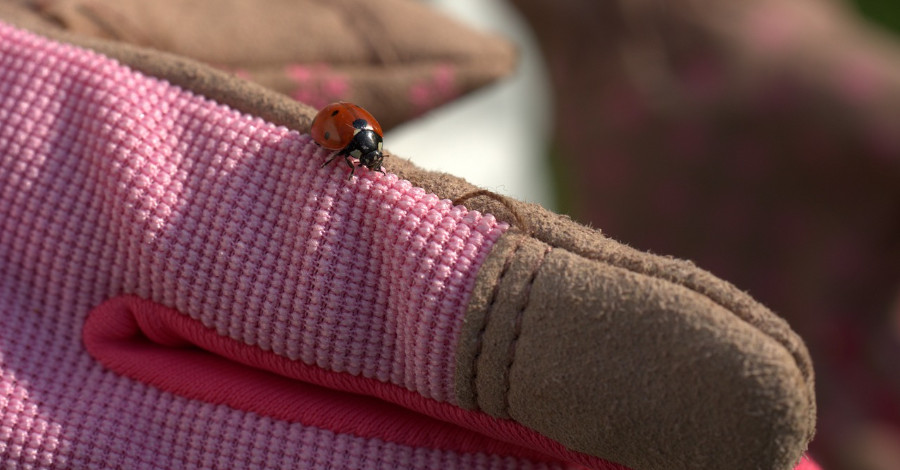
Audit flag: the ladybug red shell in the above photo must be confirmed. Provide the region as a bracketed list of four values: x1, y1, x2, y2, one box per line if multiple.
[311, 102, 385, 180]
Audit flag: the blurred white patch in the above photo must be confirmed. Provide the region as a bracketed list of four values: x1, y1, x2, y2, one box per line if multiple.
[385, 0, 554, 210]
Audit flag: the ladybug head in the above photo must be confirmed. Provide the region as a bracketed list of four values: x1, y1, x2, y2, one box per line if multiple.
[359, 148, 384, 173]
[348, 127, 385, 174]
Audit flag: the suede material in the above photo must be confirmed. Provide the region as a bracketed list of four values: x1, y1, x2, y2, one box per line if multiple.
[456, 231, 811, 470]
[7, 0, 515, 130]
[2, 10, 817, 470]
[455, 231, 553, 417]
[402, 161, 816, 470]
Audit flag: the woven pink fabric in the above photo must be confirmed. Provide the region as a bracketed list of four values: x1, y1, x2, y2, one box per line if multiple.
[0, 21, 594, 470]
[0, 21, 504, 401]
[82, 295, 626, 469]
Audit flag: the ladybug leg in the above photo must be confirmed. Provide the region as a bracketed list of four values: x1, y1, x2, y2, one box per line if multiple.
[321, 151, 340, 168]
[345, 155, 357, 180]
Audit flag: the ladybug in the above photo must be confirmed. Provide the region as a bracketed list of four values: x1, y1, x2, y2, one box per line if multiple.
[311, 102, 385, 180]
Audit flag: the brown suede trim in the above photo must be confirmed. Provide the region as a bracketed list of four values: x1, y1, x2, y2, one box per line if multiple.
[407, 161, 815, 470]
[393, 159, 816, 445]
[458, 231, 811, 470]
[455, 231, 552, 417]
[2, 12, 816, 469]
[3, 0, 516, 130]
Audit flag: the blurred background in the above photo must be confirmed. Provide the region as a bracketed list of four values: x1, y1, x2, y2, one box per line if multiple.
[393, 1, 900, 469]
[387, 0, 554, 209]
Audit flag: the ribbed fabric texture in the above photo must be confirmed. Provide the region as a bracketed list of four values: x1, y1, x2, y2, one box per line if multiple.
[0, 21, 545, 469]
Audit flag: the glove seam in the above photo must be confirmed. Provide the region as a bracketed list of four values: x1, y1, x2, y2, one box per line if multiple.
[471, 233, 525, 412]
[503, 244, 552, 417]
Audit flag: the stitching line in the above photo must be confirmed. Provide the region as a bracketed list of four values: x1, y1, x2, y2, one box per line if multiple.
[503, 244, 552, 416]
[470, 234, 523, 411]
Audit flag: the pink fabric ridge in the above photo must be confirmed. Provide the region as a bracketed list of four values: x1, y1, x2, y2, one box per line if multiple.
[83, 295, 626, 469]
[0, 17, 505, 408]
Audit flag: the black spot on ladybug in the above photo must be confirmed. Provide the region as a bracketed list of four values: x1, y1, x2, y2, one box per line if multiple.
[331, 110, 340, 117]
[324, 131, 331, 140]
[352, 119, 368, 129]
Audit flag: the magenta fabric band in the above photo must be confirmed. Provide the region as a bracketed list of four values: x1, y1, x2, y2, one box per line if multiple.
[84, 295, 626, 469]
